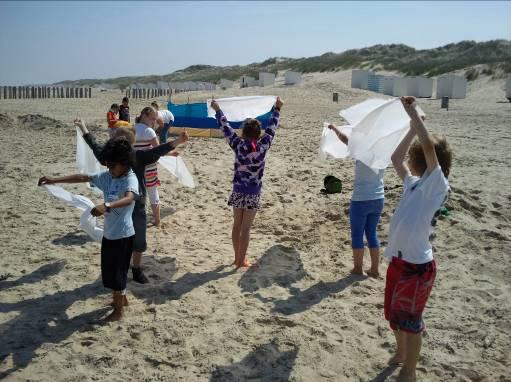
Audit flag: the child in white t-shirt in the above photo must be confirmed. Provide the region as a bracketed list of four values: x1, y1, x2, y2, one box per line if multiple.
[384, 97, 452, 381]
[134, 106, 161, 226]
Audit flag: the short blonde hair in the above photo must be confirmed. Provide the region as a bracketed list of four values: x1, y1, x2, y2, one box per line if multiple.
[113, 126, 136, 145]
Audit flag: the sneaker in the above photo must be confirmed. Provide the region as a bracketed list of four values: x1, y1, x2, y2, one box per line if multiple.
[132, 267, 149, 284]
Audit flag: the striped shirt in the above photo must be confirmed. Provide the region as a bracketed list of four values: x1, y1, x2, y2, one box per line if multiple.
[134, 123, 160, 188]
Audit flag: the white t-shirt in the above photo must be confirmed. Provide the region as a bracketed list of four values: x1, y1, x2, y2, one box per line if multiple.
[352, 160, 385, 201]
[383, 166, 449, 264]
[134, 122, 157, 150]
[157, 110, 174, 124]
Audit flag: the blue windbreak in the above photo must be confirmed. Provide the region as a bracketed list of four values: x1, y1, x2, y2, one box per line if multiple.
[168, 102, 271, 129]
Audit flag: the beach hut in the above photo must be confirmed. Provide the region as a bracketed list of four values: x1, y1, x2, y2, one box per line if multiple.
[259, 72, 276, 87]
[351, 69, 374, 90]
[506, 75, 511, 101]
[367, 74, 385, 93]
[406, 76, 433, 98]
[219, 79, 234, 89]
[436, 74, 467, 99]
[284, 71, 301, 85]
[383, 76, 396, 96]
[240, 76, 257, 88]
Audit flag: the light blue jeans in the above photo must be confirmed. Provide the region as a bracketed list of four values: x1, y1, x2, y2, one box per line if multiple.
[349, 198, 384, 249]
[159, 122, 173, 143]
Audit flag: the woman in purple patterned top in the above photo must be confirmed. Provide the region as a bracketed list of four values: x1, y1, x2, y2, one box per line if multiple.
[211, 97, 283, 268]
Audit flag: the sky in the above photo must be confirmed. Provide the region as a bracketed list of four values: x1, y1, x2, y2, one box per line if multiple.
[0, 1, 510, 85]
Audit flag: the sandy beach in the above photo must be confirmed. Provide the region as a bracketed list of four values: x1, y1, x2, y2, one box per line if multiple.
[0, 70, 510, 381]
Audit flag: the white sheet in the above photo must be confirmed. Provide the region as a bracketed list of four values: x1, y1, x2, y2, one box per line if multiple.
[318, 122, 352, 160]
[43, 185, 103, 242]
[206, 96, 276, 121]
[158, 156, 195, 188]
[320, 98, 425, 171]
[76, 127, 105, 175]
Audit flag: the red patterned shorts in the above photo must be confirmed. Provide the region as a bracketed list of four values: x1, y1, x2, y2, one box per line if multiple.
[384, 256, 436, 333]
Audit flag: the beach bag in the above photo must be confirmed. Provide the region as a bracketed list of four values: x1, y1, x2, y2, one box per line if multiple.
[321, 175, 342, 194]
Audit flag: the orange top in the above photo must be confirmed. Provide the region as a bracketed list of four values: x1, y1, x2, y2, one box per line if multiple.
[107, 111, 118, 128]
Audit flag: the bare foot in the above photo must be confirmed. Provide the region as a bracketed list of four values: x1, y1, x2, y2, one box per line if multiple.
[235, 258, 257, 269]
[397, 368, 416, 382]
[350, 268, 363, 275]
[388, 354, 405, 365]
[365, 269, 380, 278]
[104, 310, 123, 322]
[108, 296, 129, 307]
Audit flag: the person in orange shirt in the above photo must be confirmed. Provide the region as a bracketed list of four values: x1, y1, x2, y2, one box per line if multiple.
[107, 104, 120, 137]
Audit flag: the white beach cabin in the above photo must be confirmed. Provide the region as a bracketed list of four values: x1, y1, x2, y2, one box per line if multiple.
[259, 72, 276, 87]
[219, 79, 234, 89]
[284, 71, 302, 85]
[351, 69, 374, 90]
[436, 74, 467, 99]
[240, 76, 257, 88]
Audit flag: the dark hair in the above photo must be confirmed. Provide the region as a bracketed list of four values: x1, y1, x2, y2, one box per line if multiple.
[102, 138, 134, 168]
[135, 106, 156, 123]
[241, 118, 262, 140]
[110, 103, 119, 110]
[408, 135, 452, 178]
[122, 97, 129, 103]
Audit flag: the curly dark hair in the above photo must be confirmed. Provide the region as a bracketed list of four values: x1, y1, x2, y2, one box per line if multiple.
[102, 138, 135, 168]
[408, 135, 452, 178]
[241, 118, 262, 140]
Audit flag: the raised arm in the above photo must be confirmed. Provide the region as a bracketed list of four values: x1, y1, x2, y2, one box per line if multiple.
[401, 97, 438, 174]
[391, 127, 416, 181]
[327, 124, 348, 145]
[211, 100, 242, 150]
[259, 97, 283, 148]
[74, 119, 106, 165]
[38, 174, 90, 186]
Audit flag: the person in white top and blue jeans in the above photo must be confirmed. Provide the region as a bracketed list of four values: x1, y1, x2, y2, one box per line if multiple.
[328, 124, 385, 278]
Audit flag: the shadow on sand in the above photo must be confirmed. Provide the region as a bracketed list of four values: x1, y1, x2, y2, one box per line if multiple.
[239, 244, 361, 315]
[210, 340, 298, 382]
[0, 261, 108, 379]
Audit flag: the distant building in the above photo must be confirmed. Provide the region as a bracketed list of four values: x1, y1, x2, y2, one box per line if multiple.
[436, 74, 467, 99]
[351, 69, 374, 90]
[284, 71, 301, 85]
[259, 72, 276, 87]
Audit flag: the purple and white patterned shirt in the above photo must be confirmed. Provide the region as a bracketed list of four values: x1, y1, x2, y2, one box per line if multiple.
[215, 108, 281, 195]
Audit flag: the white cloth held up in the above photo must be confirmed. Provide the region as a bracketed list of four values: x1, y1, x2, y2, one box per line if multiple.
[318, 122, 352, 160]
[319, 98, 425, 171]
[206, 96, 277, 121]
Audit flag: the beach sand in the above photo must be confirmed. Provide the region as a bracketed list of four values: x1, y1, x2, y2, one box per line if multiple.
[0, 71, 510, 381]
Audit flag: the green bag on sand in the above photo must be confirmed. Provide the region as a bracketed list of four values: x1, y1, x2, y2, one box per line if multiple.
[321, 175, 342, 194]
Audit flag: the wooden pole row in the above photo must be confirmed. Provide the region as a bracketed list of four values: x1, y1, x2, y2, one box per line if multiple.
[125, 88, 170, 99]
[0, 87, 93, 99]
